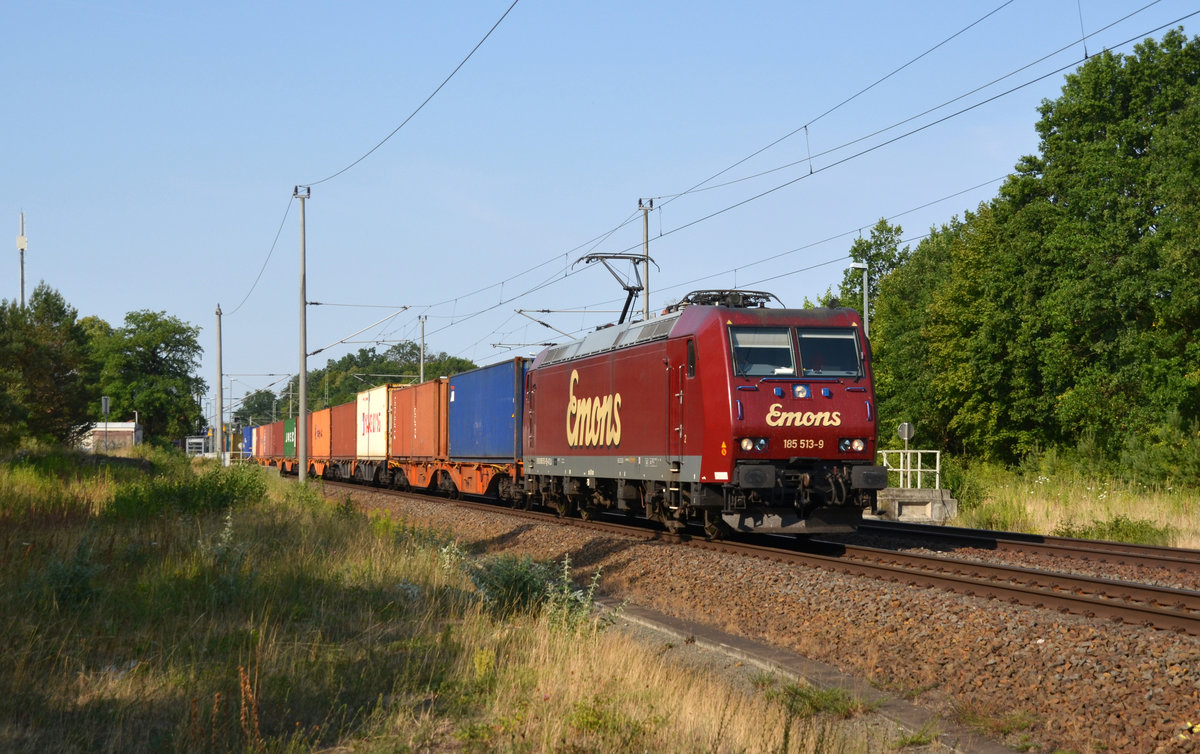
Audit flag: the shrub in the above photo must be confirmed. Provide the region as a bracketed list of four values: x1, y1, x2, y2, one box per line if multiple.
[1053, 515, 1175, 546]
[468, 554, 557, 617]
[108, 464, 268, 519]
[543, 555, 612, 632]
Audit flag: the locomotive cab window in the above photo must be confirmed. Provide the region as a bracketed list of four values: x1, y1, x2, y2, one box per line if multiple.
[796, 328, 862, 378]
[729, 327, 795, 377]
[686, 339, 696, 378]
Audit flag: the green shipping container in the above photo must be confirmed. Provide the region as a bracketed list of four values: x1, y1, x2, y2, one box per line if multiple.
[284, 417, 297, 457]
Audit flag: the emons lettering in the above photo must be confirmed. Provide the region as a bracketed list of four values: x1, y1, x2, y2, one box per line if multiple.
[765, 404, 842, 428]
[566, 369, 622, 447]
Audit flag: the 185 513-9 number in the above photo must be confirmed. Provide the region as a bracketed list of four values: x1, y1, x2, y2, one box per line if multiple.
[782, 438, 824, 450]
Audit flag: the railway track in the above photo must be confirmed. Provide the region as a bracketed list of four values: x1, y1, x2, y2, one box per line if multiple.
[323, 480, 1200, 637]
[857, 519, 1200, 571]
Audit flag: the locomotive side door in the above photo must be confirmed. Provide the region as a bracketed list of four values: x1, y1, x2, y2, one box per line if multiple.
[666, 338, 696, 487]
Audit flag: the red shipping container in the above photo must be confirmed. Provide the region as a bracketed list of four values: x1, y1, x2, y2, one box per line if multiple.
[389, 379, 447, 459]
[330, 401, 356, 458]
[266, 420, 284, 458]
[310, 408, 332, 460]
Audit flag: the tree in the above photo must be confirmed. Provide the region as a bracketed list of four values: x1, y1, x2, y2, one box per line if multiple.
[838, 218, 910, 319]
[235, 389, 278, 426]
[274, 343, 477, 417]
[0, 284, 95, 449]
[90, 310, 206, 442]
[870, 29, 1200, 469]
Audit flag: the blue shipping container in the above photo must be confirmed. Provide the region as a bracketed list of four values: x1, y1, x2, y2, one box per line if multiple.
[447, 358, 527, 459]
[241, 426, 255, 460]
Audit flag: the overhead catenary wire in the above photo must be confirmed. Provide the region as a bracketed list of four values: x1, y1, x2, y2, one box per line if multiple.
[226, 3, 524, 320]
[565, 175, 1008, 319]
[651, 0, 1165, 202]
[254, 5, 1191, 375]
[654, 0, 1019, 210]
[225, 195, 293, 317]
[302, 0, 521, 188]
[589, 8, 1199, 267]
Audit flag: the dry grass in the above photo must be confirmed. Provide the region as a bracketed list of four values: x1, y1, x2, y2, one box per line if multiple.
[953, 465, 1199, 548]
[0, 449, 891, 753]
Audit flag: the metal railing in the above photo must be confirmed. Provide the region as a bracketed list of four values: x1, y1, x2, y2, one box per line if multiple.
[878, 449, 941, 489]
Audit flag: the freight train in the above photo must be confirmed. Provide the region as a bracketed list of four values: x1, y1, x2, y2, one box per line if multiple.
[247, 290, 887, 536]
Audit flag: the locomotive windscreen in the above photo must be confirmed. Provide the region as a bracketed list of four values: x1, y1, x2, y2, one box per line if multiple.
[796, 329, 862, 378]
[729, 327, 796, 376]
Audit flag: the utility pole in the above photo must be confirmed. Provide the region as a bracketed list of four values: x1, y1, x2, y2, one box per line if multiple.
[639, 199, 653, 320]
[849, 262, 869, 338]
[16, 213, 27, 308]
[295, 186, 310, 484]
[215, 304, 224, 464]
[419, 315, 426, 382]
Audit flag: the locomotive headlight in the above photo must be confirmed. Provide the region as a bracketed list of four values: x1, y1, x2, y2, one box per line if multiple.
[739, 437, 769, 452]
[838, 438, 867, 452]
[793, 384, 810, 399]
[740, 438, 754, 452]
[754, 437, 769, 452]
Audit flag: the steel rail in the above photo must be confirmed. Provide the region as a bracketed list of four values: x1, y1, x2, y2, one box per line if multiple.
[858, 520, 1200, 569]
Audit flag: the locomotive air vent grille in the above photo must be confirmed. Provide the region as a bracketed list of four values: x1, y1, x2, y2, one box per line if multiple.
[540, 312, 679, 366]
[633, 319, 674, 344]
[543, 345, 573, 365]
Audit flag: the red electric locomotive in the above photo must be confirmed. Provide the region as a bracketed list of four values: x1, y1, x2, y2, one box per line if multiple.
[522, 290, 887, 536]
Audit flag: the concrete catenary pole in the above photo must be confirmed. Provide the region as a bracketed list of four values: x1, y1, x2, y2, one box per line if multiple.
[215, 304, 224, 464]
[17, 213, 28, 308]
[640, 199, 652, 321]
[419, 315, 426, 382]
[849, 262, 869, 339]
[295, 186, 309, 484]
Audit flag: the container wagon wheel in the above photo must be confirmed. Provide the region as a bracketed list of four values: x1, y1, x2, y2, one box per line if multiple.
[437, 471, 460, 500]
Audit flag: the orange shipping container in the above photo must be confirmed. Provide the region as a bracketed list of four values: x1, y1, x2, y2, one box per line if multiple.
[310, 408, 332, 460]
[390, 378, 448, 459]
[330, 401, 357, 458]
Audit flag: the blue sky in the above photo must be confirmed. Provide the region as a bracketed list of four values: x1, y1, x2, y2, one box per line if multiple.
[3, 1, 1197, 425]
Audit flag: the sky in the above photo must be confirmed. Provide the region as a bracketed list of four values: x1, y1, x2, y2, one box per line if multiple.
[4, 1, 1198, 427]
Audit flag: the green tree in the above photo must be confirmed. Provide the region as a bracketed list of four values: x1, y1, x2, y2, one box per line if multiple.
[0, 284, 95, 448]
[91, 310, 206, 442]
[277, 343, 477, 415]
[838, 218, 910, 317]
[871, 29, 1200, 471]
[234, 389, 278, 426]
[871, 218, 960, 449]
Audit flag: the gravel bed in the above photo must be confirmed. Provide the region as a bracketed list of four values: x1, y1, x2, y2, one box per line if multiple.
[835, 531, 1200, 592]
[350, 489, 1200, 753]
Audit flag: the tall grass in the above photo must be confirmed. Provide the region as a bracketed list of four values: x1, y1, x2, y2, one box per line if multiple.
[0, 449, 890, 752]
[952, 459, 1197, 548]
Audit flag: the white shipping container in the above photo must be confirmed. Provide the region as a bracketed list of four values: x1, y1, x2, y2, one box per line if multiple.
[356, 385, 391, 459]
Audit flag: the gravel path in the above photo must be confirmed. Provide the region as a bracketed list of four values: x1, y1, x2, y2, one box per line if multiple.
[351, 489, 1200, 753]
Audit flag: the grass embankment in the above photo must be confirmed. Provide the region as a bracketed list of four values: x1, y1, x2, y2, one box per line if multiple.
[0, 449, 891, 753]
[949, 460, 1198, 548]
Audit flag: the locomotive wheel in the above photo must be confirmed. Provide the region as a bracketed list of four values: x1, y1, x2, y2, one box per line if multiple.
[703, 517, 731, 541]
